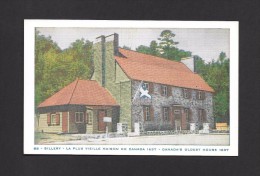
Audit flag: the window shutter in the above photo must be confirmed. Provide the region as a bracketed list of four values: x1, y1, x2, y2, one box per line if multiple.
[188, 89, 192, 99]
[85, 112, 88, 124]
[167, 86, 172, 97]
[150, 106, 154, 121]
[143, 106, 146, 121]
[202, 91, 206, 100]
[161, 85, 164, 95]
[47, 113, 51, 125]
[55, 113, 60, 125]
[196, 91, 199, 99]
[149, 82, 153, 94]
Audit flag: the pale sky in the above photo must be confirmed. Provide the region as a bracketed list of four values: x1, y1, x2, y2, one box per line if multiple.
[37, 27, 230, 63]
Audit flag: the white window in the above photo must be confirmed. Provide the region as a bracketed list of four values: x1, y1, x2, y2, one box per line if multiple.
[143, 82, 149, 91]
[145, 106, 150, 121]
[162, 85, 168, 96]
[75, 112, 84, 123]
[51, 114, 56, 125]
[198, 91, 202, 99]
[163, 107, 169, 121]
[184, 88, 189, 98]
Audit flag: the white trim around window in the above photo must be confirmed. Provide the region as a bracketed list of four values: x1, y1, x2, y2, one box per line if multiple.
[75, 112, 84, 123]
[51, 114, 56, 125]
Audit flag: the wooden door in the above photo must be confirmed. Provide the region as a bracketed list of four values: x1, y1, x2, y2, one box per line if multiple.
[173, 107, 182, 130]
[98, 110, 106, 131]
[62, 112, 68, 133]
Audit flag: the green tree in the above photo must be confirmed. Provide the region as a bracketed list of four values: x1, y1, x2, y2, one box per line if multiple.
[195, 52, 230, 123]
[66, 38, 93, 79]
[136, 30, 191, 61]
[122, 45, 131, 50]
[35, 31, 93, 107]
[35, 30, 61, 107]
[149, 40, 159, 56]
[157, 30, 179, 60]
[136, 45, 151, 55]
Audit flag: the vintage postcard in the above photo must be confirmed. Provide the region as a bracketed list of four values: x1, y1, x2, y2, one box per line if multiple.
[24, 20, 238, 156]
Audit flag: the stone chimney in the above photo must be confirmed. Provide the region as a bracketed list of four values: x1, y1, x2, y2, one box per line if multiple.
[100, 35, 106, 87]
[94, 35, 106, 87]
[113, 33, 119, 56]
[181, 57, 196, 72]
[93, 33, 119, 87]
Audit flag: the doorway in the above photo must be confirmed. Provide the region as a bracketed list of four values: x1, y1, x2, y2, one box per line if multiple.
[98, 110, 106, 131]
[173, 107, 182, 131]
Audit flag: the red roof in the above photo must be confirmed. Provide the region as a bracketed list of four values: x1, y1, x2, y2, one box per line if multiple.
[116, 48, 214, 92]
[38, 79, 118, 108]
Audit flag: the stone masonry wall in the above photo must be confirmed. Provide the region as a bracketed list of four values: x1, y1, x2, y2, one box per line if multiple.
[131, 80, 214, 131]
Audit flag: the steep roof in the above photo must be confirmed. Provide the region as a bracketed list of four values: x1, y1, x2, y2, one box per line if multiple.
[115, 48, 214, 92]
[38, 79, 118, 108]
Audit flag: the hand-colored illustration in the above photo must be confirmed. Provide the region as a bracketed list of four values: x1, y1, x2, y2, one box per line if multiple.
[35, 28, 230, 145]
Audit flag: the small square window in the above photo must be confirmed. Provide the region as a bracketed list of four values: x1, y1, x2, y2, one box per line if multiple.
[75, 112, 84, 123]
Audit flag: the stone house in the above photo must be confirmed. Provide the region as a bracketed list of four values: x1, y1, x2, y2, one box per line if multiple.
[37, 33, 214, 134]
[91, 34, 214, 132]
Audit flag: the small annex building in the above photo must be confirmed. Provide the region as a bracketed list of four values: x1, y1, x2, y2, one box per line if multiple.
[36, 79, 119, 134]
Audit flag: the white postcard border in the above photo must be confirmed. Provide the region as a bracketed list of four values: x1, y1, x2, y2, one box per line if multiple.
[24, 20, 239, 156]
